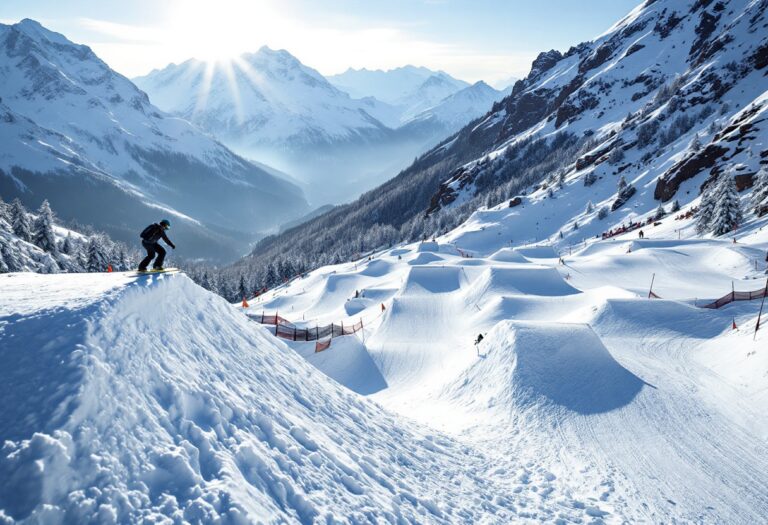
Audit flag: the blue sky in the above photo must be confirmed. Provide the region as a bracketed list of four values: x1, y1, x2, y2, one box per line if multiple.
[1, 0, 640, 85]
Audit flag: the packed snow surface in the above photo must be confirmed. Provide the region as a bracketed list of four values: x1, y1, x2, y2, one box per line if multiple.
[250, 215, 768, 522]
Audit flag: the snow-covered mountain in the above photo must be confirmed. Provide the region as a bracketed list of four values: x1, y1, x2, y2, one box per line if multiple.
[401, 81, 510, 138]
[134, 48, 395, 152]
[425, 0, 768, 236]
[0, 20, 307, 261]
[229, 0, 768, 304]
[328, 65, 470, 120]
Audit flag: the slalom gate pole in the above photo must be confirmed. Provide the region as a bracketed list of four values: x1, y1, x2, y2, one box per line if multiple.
[755, 279, 768, 341]
[648, 273, 656, 299]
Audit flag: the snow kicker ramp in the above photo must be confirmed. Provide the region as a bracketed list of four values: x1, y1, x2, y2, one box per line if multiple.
[488, 247, 530, 263]
[400, 266, 466, 295]
[0, 273, 523, 523]
[445, 321, 646, 416]
[464, 266, 579, 306]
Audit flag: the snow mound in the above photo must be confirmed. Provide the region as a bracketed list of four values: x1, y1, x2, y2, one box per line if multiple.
[447, 321, 646, 416]
[407, 252, 445, 265]
[511, 246, 558, 259]
[488, 248, 530, 263]
[400, 266, 466, 295]
[358, 259, 392, 277]
[0, 273, 511, 522]
[287, 337, 387, 396]
[416, 241, 440, 252]
[464, 266, 579, 306]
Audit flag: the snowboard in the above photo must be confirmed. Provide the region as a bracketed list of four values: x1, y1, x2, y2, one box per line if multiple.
[132, 267, 181, 276]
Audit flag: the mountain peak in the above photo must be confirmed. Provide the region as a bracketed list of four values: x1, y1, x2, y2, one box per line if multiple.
[11, 18, 71, 46]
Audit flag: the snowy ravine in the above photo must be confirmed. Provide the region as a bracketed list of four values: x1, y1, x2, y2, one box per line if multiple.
[0, 272, 610, 523]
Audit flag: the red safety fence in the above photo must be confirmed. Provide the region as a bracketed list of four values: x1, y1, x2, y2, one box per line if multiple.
[256, 314, 364, 342]
[315, 340, 331, 353]
[700, 284, 768, 309]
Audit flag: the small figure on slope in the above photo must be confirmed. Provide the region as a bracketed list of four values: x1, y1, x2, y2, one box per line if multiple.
[138, 219, 175, 272]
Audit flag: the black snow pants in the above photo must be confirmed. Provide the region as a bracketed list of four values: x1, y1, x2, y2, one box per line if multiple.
[139, 241, 166, 270]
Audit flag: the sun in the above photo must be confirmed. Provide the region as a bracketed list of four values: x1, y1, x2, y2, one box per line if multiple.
[167, 0, 269, 62]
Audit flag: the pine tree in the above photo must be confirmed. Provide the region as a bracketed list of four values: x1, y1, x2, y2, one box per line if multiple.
[597, 207, 609, 220]
[751, 167, 768, 214]
[238, 274, 247, 299]
[696, 181, 717, 234]
[671, 199, 681, 213]
[654, 203, 666, 220]
[710, 176, 743, 235]
[690, 133, 702, 152]
[0, 236, 22, 272]
[585, 201, 594, 213]
[60, 234, 74, 255]
[10, 199, 32, 241]
[32, 200, 58, 254]
[85, 237, 109, 272]
[617, 175, 628, 192]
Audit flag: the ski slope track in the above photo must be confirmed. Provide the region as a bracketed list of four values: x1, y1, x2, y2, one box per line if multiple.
[0, 272, 617, 523]
[251, 221, 768, 522]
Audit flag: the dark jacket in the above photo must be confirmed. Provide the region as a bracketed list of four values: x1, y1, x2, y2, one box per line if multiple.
[141, 223, 175, 248]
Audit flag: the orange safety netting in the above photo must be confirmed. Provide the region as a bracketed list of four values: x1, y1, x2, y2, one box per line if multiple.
[700, 285, 768, 309]
[256, 314, 364, 342]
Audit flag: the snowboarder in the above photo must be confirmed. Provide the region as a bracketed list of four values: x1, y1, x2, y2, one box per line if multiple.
[638, 230, 645, 239]
[138, 219, 175, 271]
[474, 333, 484, 356]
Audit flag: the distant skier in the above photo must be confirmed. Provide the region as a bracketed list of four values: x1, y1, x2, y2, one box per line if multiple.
[474, 333, 484, 356]
[138, 219, 175, 271]
[638, 230, 645, 239]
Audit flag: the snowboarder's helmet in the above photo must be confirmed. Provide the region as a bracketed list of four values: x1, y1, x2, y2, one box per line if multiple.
[160, 219, 170, 229]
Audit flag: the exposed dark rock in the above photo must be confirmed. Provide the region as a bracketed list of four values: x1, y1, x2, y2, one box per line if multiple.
[579, 43, 614, 75]
[690, 10, 721, 60]
[529, 50, 563, 79]
[654, 144, 729, 200]
[655, 11, 684, 39]
[625, 44, 646, 57]
[752, 44, 768, 70]
[508, 196, 523, 208]
[611, 186, 637, 211]
[734, 172, 755, 191]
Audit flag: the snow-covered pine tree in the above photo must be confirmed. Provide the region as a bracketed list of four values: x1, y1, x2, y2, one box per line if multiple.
[0, 194, 9, 225]
[690, 133, 702, 152]
[585, 201, 594, 213]
[583, 172, 597, 187]
[751, 167, 768, 214]
[709, 176, 743, 235]
[32, 200, 58, 255]
[608, 146, 625, 165]
[60, 234, 74, 255]
[695, 180, 717, 234]
[671, 199, 681, 213]
[85, 237, 109, 272]
[654, 203, 666, 220]
[617, 175, 628, 192]
[238, 274, 247, 299]
[573, 221, 579, 231]
[597, 207, 609, 220]
[0, 236, 23, 272]
[10, 199, 32, 242]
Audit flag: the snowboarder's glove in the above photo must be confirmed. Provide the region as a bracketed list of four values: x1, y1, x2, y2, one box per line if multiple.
[170, 243, 176, 250]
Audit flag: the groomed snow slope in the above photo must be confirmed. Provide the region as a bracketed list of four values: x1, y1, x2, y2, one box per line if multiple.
[0, 272, 609, 523]
[253, 223, 768, 522]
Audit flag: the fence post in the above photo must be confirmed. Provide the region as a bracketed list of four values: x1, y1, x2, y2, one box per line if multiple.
[316, 325, 319, 341]
[648, 273, 656, 299]
[755, 279, 768, 341]
[341, 320, 344, 336]
[293, 327, 296, 341]
[731, 281, 735, 302]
